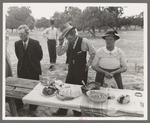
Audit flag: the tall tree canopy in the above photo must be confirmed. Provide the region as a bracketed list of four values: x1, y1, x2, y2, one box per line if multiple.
[35, 17, 50, 29]
[6, 6, 35, 31]
[72, 7, 116, 37]
[52, 6, 82, 28]
[104, 7, 124, 30]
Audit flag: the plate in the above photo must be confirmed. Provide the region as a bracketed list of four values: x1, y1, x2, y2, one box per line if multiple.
[40, 88, 57, 97]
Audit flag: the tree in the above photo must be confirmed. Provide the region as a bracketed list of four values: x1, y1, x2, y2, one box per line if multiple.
[52, 6, 82, 28]
[6, 7, 21, 31]
[52, 11, 63, 28]
[6, 6, 34, 31]
[130, 15, 139, 30]
[105, 7, 124, 30]
[119, 17, 133, 30]
[96, 10, 116, 31]
[14, 6, 31, 21]
[72, 6, 116, 36]
[35, 17, 49, 29]
[25, 15, 35, 30]
[137, 12, 144, 28]
[75, 7, 100, 37]
[65, 6, 82, 22]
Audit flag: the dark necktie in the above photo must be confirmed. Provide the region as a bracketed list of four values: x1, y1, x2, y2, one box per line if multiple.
[24, 43, 26, 50]
[72, 41, 75, 49]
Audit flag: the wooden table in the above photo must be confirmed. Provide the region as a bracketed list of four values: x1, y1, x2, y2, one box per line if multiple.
[6, 77, 144, 117]
[6, 77, 39, 116]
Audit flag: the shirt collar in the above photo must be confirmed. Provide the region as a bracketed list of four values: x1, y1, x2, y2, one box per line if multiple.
[22, 38, 29, 45]
[50, 27, 55, 30]
[73, 37, 78, 48]
[74, 37, 78, 44]
[103, 46, 117, 54]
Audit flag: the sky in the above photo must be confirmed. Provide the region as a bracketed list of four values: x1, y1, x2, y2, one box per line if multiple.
[3, 3, 147, 19]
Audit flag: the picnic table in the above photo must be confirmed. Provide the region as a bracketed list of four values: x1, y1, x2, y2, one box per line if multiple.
[6, 77, 39, 116]
[6, 77, 144, 117]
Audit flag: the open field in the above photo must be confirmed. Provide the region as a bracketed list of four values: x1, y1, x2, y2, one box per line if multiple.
[5, 29, 145, 117]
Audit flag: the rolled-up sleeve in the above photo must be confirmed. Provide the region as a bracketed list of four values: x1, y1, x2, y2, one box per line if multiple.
[92, 50, 101, 66]
[42, 28, 48, 37]
[81, 38, 96, 66]
[56, 41, 68, 56]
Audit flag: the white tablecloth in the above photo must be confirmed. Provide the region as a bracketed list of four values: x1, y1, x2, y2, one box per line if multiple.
[22, 83, 144, 117]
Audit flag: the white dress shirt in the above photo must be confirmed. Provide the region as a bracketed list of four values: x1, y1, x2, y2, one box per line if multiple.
[22, 38, 29, 50]
[42, 27, 58, 40]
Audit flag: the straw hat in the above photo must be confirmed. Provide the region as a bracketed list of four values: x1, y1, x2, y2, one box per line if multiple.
[60, 22, 75, 38]
[102, 30, 120, 40]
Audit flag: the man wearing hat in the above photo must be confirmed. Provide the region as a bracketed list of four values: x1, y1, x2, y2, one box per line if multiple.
[92, 30, 127, 89]
[65, 22, 78, 64]
[52, 23, 96, 116]
[42, 18, 58, 68]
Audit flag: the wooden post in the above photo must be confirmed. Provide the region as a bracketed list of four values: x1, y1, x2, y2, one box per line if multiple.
[7, 98, 18, 117]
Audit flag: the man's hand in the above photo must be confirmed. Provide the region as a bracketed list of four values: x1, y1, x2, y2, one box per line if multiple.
[105, 71, 113, 79]
[110, 71, 116, 76]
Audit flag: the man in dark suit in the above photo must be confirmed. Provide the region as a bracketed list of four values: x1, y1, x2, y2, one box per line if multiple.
[15, 25, 43, 116]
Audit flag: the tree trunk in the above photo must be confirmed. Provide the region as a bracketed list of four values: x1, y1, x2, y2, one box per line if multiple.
[104, 26, 108, 32]
[141, 26, 143, 29]
[134, 25, 136, 30]
[99, 28, 101, 32]
[119, 26, 122, 30]
[112, 27, 116, 31]
[125, 26, 128, 31]
[86, 29, 95, 37]
[11, 29, 13, 33]
[116, 27, 118, 30]
[92, 27, 95, 37]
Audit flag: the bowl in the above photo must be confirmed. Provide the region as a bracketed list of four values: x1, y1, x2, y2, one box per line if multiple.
[86, 90, 108, 103]
[41, 86, 57, 97]
[81, 82, 101, 94]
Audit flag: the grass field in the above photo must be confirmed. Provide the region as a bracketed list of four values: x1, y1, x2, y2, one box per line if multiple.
[5, 28, 145, 117]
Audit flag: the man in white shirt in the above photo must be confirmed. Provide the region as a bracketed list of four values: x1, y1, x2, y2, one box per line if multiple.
[42, 18, 58, 67]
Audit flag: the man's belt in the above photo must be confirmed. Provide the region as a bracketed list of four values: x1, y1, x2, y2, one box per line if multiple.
[47, 39, 55, 40]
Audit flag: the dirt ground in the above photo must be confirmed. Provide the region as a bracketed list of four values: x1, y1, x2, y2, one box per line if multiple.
[5, 29, 144, 117]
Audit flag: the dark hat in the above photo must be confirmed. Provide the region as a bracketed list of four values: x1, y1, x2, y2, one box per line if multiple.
[102, 30, 120, 40]
[60, 22, 75, 38]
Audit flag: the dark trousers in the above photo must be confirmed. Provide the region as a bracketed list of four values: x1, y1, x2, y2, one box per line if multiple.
[66, 50, 69, 64]
[57, 108, 81, 116]
[58, 65, 88, 116]
[16, 67, 39, 111]
[47, 39, 56, 64]
[95, 68, 123, 89]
